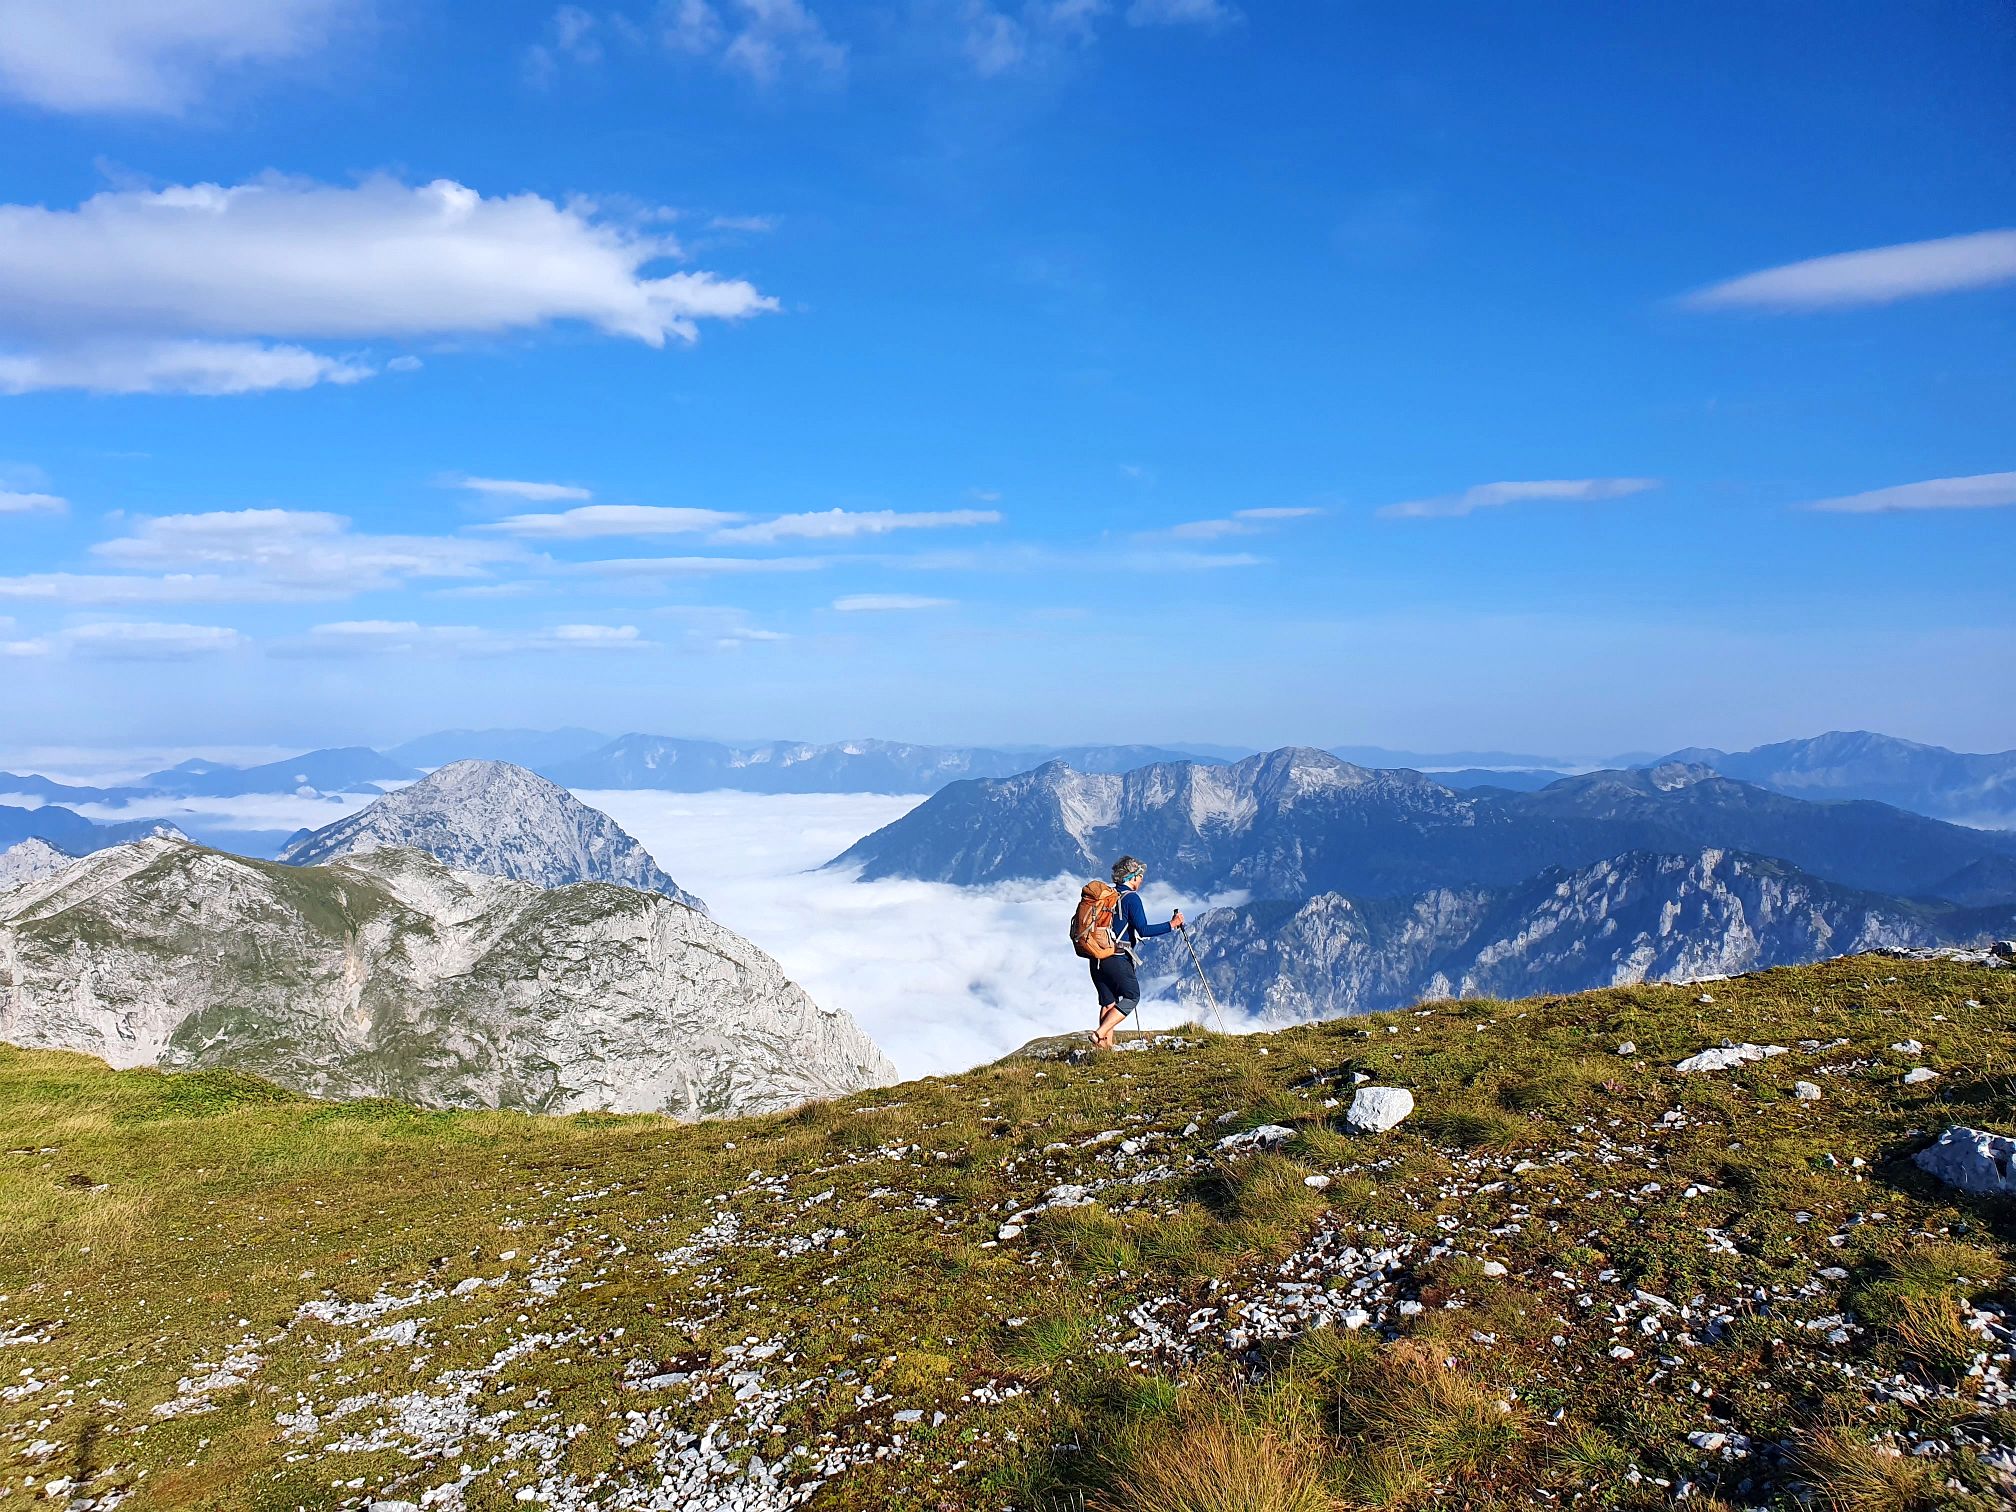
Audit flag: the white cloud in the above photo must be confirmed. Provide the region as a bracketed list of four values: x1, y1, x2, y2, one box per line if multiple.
[90, 509, 517, 592]
[451, 476, 594, 503]
[661, 0, 846, 85]
[1126, 0, 1237, 25]
[0, 489, 65, 513]
[1379, 477, 1659, 520]
[832, 594, 955, 612]
[0, 510, 522, 605]
[0, 340, 371, 395]
[54, 622, 246, 660]
[0, 0, 355, 114]
[487, 504, 745, 539]
[714, 507, 1001, 544]
[0, 176, 778, 395]
[1804, 471, 2016, 514]
[578, 790, 1219, 1077]
[1685, 229, 2016, 311]
[1164, 506, 1322, 540]
[286, 620, 652, 656]
[581, 554, 826, 576]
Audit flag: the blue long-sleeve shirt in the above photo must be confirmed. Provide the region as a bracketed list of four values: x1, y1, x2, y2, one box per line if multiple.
[1117, 888, 1173, 944]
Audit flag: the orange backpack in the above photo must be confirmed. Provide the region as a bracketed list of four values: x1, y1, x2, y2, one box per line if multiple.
[1070, 879, 1122, 960]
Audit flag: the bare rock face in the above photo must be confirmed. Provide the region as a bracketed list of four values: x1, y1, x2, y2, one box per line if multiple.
[0, 837, 892, 1118]
[0, 838, 75, 893]
[279, 760, 705, 912]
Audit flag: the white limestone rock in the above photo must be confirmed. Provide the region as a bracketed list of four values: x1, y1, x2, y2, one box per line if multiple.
[280, 759, 704, 912]
[1913, 1126, 2016, 1197]
[1344, 1086, 1414, 1133]
[0, 838, 74, 894]
[1214, 1124, 1295, 1156]
[1676, 1043, 1787, 1073]
[1794, 1081, 1823, 1101]
[0, 836, 891, 1118]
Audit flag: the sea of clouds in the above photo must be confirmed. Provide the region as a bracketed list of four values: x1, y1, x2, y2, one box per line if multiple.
[580, 790, 1214, 1078]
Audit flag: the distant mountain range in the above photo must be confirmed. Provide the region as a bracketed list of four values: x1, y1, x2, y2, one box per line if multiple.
[541, 734, 1220, 793]
[0, 837, 891, 1117]
[279, 761, 706, 911]
[1152, 848, 2015, 1025]
[830, 748, 2016, 904]
[1653, 730, 2016, 827]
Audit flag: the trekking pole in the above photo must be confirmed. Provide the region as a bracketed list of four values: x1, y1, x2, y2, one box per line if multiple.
[1178, 924, 1231, 1035]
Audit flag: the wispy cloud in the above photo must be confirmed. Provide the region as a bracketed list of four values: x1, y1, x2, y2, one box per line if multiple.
[1165, 506, 1321, 540]
[1684, 230, 2016, 311]
[15, 621, 250, 660]
[284, 620, 651, 656]
[580, 554, 826, 576]
[451, 476, 593, 503]
[0, 509, 519, 604]
[0, 0, 358, 114]
[0, 489, 66, 514]
[832, 594, 955, 612]
[486, 505, 745, 539]
[1126, 0, 1238, 25]
[660, 0, 846, 85]
[1379, 478, 1658, 520]
[0, 176, 778, 394]
[713, 508, 1001, 544]
[1805, 471, 2016, 514]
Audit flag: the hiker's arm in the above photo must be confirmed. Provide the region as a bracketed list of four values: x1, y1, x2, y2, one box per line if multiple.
[1123, 890, 1174, 938]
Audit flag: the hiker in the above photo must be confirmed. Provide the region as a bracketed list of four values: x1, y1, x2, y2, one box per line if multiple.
[1079, 854, 1184, 1051]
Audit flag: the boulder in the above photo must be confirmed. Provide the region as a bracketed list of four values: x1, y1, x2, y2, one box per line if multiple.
[1344, 1086, 1414, 1134]
[1913, 1126, 2016, 1197]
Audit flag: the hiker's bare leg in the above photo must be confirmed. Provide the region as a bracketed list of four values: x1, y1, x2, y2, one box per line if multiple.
[1095, 1003, 1124, 1048]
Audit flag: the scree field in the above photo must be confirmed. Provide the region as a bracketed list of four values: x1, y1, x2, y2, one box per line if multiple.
[2, 955, 2012, 1511]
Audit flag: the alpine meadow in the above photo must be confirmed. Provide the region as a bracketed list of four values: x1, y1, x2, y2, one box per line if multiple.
[1, 5, 2013, 1511]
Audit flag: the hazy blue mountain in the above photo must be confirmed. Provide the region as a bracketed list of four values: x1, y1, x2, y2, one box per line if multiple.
[280, 760, 704, 910]
[0, 771, 119, 805]
[1422, 768, 1565, 792]
[1332, 744, 1570, 768]
[546, 734, 1216, 794]
[1651, 730, 2016, 828]
[386, 727, 612, 770]
[0, 804, 182, 855]
[1154, 848, 2014, 1025]
[830, 748, 2016, 903]
[137, 747, 420, 798]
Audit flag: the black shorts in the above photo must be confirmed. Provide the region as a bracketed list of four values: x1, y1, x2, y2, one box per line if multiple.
[1090, 952, 1140, 1012]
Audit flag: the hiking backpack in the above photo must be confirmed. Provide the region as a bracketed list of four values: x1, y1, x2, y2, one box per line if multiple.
[1070, 879, 1122, 961]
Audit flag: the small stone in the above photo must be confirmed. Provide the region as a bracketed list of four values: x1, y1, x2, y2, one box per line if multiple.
[1479, 1260, 1508, 1278]
[996, 1224, 1022, 1241]
[1609, 1345, 1635, 1360]
[1902, 1067, 1939, 1085]
[1344, 1086, 1414, 1134]
[1616, 1041, 1636, 1056]
[1695, 993, 1714, 1004]
[1688, 1431, 1728, 1453]
[1213, 1125, 1295, 1156]
[1794, 1082, 1823, 1101]
[1303, 1174, 1331, 1189]
[1891, 1039, 1923, 1055]
[893, 1409, 924, 1424]
[1675, 1043, 1786, 1073]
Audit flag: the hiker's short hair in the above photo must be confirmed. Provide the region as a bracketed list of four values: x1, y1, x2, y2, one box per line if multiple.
[1112, 855, 1145, 885]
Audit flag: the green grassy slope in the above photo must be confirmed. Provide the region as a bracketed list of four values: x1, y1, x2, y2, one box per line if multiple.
[2, 956, 2012, 1511]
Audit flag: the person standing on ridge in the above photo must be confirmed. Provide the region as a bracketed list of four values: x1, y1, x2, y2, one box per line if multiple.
[1089, 854, 1184, 1050]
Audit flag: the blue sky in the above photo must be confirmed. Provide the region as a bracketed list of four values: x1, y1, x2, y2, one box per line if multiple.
[1, 0, 2012, 758]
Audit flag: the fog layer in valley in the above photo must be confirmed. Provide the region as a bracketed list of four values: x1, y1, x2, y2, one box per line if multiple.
[582, 790, 1206, 1078]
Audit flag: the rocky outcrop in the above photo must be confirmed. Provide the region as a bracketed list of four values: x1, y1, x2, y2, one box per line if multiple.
[0, 837, 892, 1117]
[279, 760, 704, 912]
[0, 838, 74, 893]
[1914, 1126, 2016, 1198]
[1153, 849, 2013, 1025]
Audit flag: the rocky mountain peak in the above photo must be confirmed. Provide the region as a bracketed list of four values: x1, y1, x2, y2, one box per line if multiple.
[278, 760, 704, 911]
